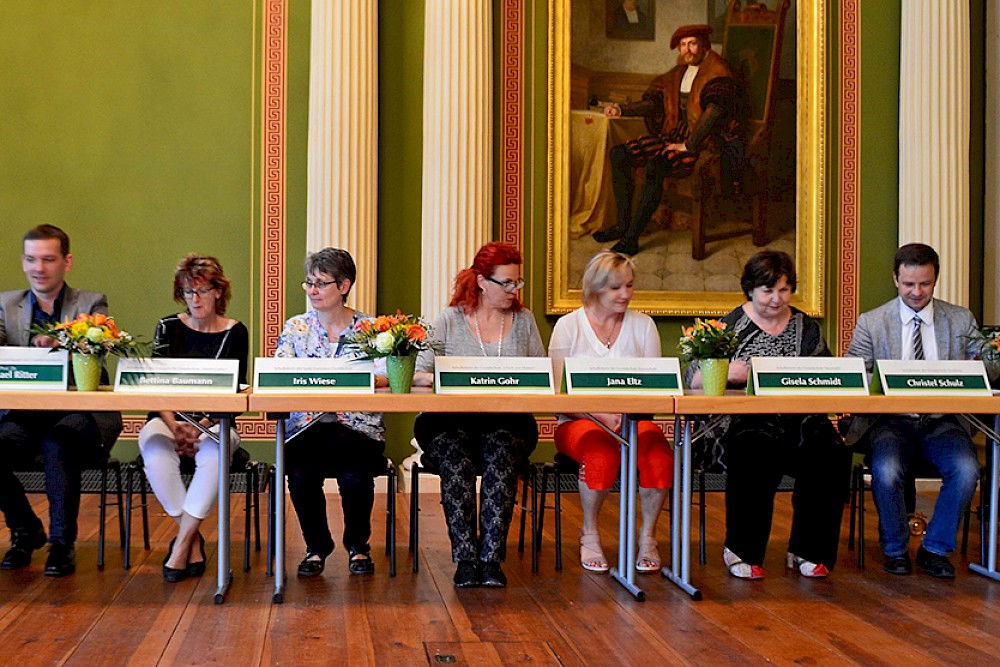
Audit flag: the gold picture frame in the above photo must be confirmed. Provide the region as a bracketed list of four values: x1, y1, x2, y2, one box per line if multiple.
[546, 0, 826, 316]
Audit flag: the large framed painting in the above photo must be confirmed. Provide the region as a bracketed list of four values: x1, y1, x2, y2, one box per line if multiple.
[547, 0, 825, 316]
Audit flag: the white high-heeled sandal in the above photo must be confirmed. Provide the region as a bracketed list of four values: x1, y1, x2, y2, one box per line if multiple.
[786, 552, 829, 578]
[723, 547, 764, 580]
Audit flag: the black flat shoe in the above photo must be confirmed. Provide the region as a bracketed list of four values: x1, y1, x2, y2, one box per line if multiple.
[44, 541, 76, 577]
[1, 525, 47, 570]
[162, 538, 188, 583]
[297, 551, 328, 577]
[610, 239, 639, 256]
[916, 546, 955, 579]
[186, 533, 207, 577]
[453, 560, 479, 588]
[348, 545, 375, 575]
[592, 227, 622, 242]
[480, 561, 507, 588]
[883, 552, 912, 576]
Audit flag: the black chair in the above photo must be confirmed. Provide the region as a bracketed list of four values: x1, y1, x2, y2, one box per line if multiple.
[409, 460, 537, 573]
[848, 456, 974, 568]
[122, 447, 263, 571]
[12, 455, 126, 570]
[265, 459, 397, 577]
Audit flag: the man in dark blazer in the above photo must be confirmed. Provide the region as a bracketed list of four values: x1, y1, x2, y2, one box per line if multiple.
[0, 225, 122, 576]
[846, 243, 982, 578]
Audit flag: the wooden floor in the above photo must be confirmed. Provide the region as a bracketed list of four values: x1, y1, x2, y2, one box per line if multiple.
[2, 487, 1000, 665]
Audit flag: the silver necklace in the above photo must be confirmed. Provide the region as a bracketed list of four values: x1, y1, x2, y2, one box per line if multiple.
[588, 311, 622, 349]
[473, 310, 506, 357]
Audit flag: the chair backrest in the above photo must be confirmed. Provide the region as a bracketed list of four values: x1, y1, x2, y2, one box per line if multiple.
[721, 0, 790, 148]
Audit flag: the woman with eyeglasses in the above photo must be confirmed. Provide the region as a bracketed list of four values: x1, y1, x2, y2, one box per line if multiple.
[138, 254, 249, 582]
[548, 250, 673, 574]
[274, 248, 388, 577]
[412, 241, 544, 588]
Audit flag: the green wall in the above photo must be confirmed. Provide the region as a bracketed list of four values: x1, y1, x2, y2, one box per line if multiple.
[6, 2, 985, 466]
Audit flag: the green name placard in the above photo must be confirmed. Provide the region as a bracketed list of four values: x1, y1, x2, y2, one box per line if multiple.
[0, 350, 68, 392]
[438, 372, 551, 389]
[252, 357, 375, 394]
[874, 360, 991, 396]
[749, 357, 870, 396]
[434, 357, 554, 394]
[568, 372, 680, 391]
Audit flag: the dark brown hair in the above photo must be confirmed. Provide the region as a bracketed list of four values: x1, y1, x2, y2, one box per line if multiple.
[740, 250, 797, 299]
[894, 243, 939, 278]
[24, 224, 70, 256]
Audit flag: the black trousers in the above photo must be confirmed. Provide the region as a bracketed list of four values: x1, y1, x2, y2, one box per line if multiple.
[285, 421, 386, 556]
[721, 414, 849, 568]
[0, 410, 107, 545]
[415, 412, 537, 563]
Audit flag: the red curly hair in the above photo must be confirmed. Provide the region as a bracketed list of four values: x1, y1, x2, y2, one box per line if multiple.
[449, 242, 523, 314]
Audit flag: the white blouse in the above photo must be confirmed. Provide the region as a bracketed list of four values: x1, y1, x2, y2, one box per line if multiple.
[548, 307, 660, 422]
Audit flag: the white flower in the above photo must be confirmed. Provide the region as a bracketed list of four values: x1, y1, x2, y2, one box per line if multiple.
[374, 331, 395, 353]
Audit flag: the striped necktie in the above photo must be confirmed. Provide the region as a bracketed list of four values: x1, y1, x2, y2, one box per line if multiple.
[911, 315, 924, 360]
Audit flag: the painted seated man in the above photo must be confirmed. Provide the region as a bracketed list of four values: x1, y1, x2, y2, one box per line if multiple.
[595, 24, 746, 256]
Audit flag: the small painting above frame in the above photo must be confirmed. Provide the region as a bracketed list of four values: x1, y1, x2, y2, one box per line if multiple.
[547, 0, 825, 316]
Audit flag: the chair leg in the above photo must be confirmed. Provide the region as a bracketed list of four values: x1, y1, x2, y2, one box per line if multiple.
[387, 466, 397, 577]
[113, 462, 126, 549]
[98, 462, 108, 570]
[554, 468, 563, 572]
[848, 465, 858, 550]
[244, 467, 252, 573]
[699, 471, 706, 566]
[517, 471, 528, 554]
[530, 469, 538, 573]
[858, 473, 866, 569]
[253, 464, 262, 551]
[410, 466, 420, 573]
[138, 467, 150, 550]
[265, 466, 275, 577]
[124, 464, 134, 570]
[536, 465, 549, 556]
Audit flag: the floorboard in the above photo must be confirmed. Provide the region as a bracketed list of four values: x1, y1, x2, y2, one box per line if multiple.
[0, 484, 998, 665]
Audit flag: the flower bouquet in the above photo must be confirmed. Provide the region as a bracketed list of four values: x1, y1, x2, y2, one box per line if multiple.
[32, 313, 148, 390]
[678, 318, 738, 396]
[970, 326, 1000, 387]
[346, 311, 436, 393]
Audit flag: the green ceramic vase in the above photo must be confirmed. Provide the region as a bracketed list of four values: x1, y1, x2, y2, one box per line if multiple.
[700, 357, 729, 396]
[386, 353, 417, 394]
[72, 353, 102, 391]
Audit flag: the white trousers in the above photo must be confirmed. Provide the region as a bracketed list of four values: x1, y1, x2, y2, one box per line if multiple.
[137, 417, 240, 519]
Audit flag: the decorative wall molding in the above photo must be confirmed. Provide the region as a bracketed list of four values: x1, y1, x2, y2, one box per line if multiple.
[837, 0, 860, 354]
[500, 0, 523, 248]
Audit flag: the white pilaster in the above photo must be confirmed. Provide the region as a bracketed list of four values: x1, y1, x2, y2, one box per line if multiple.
[420, 0, 493, 319]
[899, 0, 970, 305]
[306, 0, 378, 312]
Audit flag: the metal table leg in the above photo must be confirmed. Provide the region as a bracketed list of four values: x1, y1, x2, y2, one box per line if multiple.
[272, 418, 287, 603]
[970, 414, 1000, 582]
[661, 416, 702, 599]
[214, 416, 233, 604]
[611, 415, 644, 601]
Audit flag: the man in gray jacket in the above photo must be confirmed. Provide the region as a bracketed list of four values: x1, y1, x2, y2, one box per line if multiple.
[0, 225, 122, 576]
[846, 243, 981, 578]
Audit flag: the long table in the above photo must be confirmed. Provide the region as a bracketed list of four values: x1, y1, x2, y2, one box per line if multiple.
[250, 389, 674, 603]
[0, 389, 248, 603]
[671, 393, 1000, 598]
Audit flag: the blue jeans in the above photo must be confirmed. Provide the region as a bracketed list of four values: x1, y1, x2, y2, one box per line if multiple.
[869, 416, 980, 557]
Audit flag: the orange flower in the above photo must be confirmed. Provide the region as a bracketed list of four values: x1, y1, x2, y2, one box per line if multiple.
[92, 313, 108, 326]
[406, 324, 427, 342]
[373, 316, 391, 332]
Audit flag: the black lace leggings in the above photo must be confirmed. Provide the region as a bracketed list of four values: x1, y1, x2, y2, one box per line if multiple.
[415, 412, 538, 563]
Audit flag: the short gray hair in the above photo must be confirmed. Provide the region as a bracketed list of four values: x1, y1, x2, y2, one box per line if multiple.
[581, 250, 635, 304]
[305, 247, 356, 303]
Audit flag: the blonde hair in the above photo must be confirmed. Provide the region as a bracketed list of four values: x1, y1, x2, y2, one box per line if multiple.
[581, 250, 635, 304]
